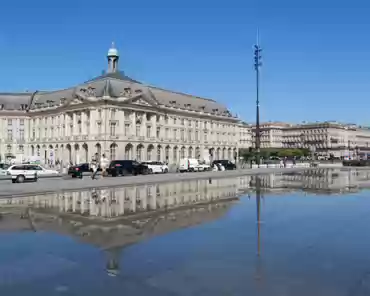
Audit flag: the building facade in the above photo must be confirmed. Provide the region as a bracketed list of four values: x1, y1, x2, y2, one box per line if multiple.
[252, 121, 370, 158]
[0, 45, 246, 165]
[251, 122, 288, 149]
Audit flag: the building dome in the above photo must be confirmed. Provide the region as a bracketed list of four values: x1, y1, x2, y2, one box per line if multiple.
[107, 42, 119, 57]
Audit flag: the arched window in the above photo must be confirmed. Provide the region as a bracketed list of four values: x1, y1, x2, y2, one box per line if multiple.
[110, 143, 117, 160]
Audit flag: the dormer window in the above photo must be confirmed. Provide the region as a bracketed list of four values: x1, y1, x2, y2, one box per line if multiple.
[169, 100, 176, 105]
[184, 103, 191, 108]
[0, 104, 4, 110]
[199, 106, 205, 111]
[123, 87, 132, 97]
[212, 108, 219, 113]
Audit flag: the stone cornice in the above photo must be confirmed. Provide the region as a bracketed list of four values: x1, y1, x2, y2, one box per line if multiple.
[26, 98, 240, 123]
[0, 110, 29, 117]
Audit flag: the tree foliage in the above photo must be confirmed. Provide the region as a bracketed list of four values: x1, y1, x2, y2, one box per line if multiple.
[239, 148, 309, 160]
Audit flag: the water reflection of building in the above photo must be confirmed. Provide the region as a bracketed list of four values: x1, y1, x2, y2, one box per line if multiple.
[247, 169, 370, 194]
[0, 177, 246, 276]
[0, 178, 246, 218]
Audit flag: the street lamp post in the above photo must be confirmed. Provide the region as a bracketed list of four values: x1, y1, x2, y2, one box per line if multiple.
[254, 33, 262, 166]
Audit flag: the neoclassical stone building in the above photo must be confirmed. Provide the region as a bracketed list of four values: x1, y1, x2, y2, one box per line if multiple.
[252, 121, 370, 158]
[0, 44, 249, 165]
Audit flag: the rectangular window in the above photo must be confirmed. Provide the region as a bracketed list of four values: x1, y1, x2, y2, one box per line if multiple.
[204, 133, 208, 142]
[180, 130, 184, 141]
[111, 109, 116, 119]
[20, 129, 24, 140]
[195, 131, 199, 141]
[110, 123, 116, 136]
[124, 111, 130, 120]
[136, 125, 141, 137]
[124, 124, 130, 136]
[20, 119, 24, 126]
[97, 123, 102, 136]
[156, 127, 160, 138]
[181, 118, 185, 125]
[32, 129, 35, 139]
[146, 126, 152, 138]
[7, 129, 12, 140]
[165, 128, 169, 139]
[7, 119, 12, 126]
[174, 129, 177, 139]
[188, 130, 192, 141]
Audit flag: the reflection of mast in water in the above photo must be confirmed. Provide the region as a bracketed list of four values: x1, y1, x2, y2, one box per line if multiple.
[256, 176, 262, 257]
[254, 176, 264, 290]
[105, 248, 122, 277]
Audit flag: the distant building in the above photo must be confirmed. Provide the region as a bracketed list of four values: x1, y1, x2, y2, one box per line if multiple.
[251, 121, 370, 158]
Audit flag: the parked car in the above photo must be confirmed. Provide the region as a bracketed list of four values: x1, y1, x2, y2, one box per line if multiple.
[7, 164, 39, 183]
[0, 163, 10, 176]
[212, 160, 236, 170]
[142, 161, 169, 173]
[8, 164, 58, 176]
[107, 160, 149, 177]
[68, 163, 98, 178]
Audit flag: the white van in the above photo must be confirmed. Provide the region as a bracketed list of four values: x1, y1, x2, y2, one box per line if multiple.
[179, 158, 210, 172]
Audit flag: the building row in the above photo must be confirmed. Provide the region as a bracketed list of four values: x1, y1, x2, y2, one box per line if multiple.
[251, 121, 370, 158]
[0, 44, 368, 164]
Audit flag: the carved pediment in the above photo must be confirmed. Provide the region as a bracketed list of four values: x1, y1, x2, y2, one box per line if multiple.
[80, 86, 96, 97]
[70, 98, 82, 105]
[132, 98, 151, 106]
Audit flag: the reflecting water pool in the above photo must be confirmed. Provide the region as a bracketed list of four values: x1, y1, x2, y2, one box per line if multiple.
[1, 169, 370, 295]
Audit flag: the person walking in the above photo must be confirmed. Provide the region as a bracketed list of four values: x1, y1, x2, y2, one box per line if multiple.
[91, 153, 99, 180]
[100, 154, 109, 178]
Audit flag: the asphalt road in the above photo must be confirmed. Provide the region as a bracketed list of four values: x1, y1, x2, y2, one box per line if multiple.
[0, 166, 331, 198]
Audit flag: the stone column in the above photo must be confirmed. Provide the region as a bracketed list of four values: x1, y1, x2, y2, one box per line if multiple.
[72, 113, 77, 137]
[141, 113, 146, 137]
[151, 114, 156, 139]
[131, 111, 136, 137]
[81, 111, 86, 136]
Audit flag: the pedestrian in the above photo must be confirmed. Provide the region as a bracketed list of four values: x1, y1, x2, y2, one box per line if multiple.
[91, 153, 99, 180]
[100, 154, 109, 178]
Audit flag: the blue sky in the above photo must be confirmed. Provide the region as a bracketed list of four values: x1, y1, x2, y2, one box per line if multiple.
[0, 0, 370, 124]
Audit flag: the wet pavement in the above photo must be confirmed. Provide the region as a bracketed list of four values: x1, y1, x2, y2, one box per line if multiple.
[1, 169, 370, 295]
